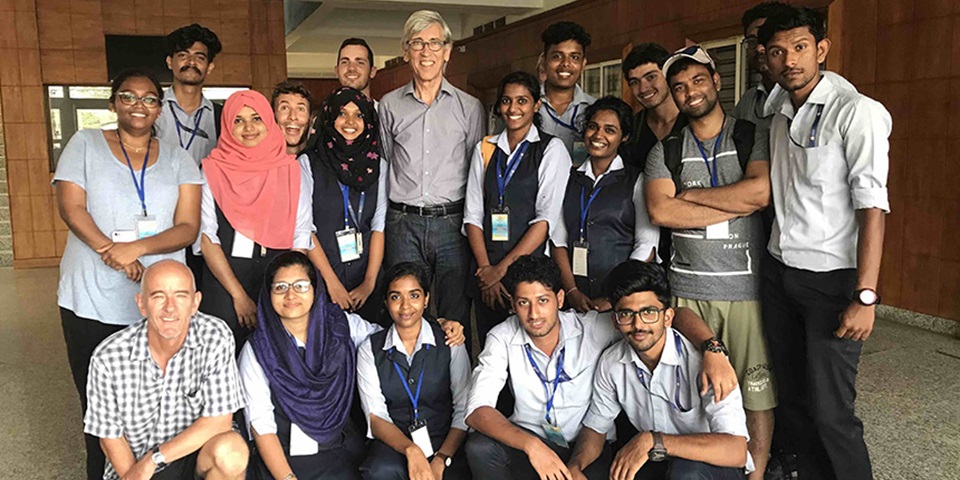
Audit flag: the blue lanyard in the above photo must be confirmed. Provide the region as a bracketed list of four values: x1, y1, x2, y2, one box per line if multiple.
[578, 186, 603, 242]
[807, 104, 825, 147]
[546, 104, 580, 133]
[339, 183, 365, 230]
[693, 116, 725, 188]
[169, 103, 204, 151]
[524, 345, 567, 424]
[635, 332, 689, 412]
[116, 131, 150, 216]
[391, 345, 429, 421]
[496, 141, 529, 207]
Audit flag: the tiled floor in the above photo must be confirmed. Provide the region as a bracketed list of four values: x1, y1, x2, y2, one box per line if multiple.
[1, 266, 958, 479]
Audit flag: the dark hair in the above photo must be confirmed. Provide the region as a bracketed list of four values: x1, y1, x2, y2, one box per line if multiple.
[109, 68, 164, 104]
[338, 38, 375, 64]
[383, 262, 431, 298]
[263, 251, 319, 294]
[666, 57, 716, 84]
[581, 96, 634, 143]
[271, 81, 312, 109]
[604, 260, 671, 308]
[541, 21, 591, 54]
[503, 255, 563, 296]
[622, 43, 671, 77]
[494, 71, 543, 129]
[166, 23, 222, 61]
[757, 6, 826, 46]
[741, 1, 791, 34]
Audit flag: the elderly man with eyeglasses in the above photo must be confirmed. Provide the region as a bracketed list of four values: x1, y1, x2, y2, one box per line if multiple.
[378, 10, 486, 352]
[567, 260, 751, 480]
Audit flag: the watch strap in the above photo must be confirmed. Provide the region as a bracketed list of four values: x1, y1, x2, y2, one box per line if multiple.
[701, 337, 728, 356]
[435, 452, 452, 466]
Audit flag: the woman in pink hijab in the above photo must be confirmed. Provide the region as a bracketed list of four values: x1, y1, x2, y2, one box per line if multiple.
[196, 90, 314, 349]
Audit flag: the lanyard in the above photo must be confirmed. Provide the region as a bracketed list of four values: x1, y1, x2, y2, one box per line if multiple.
[546, 104, 580, 133]
[496, 141, 529, 206]
[578, 186, 603, 242]
[169, 103, 204, 151]
[524, 344, 567, 424]
[636, 331, 689, 412]
[116, 130, 150, 216]
[807, 104, 825, 147]
[693, 116, 725, 188]
[391, 346, 429, 421]
[339, 183, 366, 230]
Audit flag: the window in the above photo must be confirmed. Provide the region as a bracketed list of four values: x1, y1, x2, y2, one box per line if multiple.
[580, 60, 622, 98]
[701, 36, 748, 113]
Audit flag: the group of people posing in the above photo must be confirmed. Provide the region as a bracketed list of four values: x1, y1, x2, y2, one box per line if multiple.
[54, 2, 890, 480]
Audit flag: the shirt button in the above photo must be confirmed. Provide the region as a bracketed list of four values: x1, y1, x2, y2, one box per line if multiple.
[408, 378, 416, 386]
[425, 150, 430, 155]
[425, 171, 430, 175]
[426, 129, 431, 133]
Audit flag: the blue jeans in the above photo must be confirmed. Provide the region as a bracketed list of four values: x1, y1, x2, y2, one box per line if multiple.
[385, 209, 472, 348]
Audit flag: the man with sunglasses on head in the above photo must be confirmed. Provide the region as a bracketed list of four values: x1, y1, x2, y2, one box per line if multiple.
[568, 260, 750, 480]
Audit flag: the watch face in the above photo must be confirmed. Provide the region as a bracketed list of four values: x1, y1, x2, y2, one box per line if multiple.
[859, 289, 878, 305]
[649, 449, 667, 462]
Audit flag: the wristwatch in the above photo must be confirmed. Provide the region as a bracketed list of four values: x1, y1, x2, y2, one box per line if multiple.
[701, 337, 728, 356]
[854, 288, 881, 306]
[648, 431, 667, 462]
[434, 452, 452, 467]
[151, 448, 167, 469]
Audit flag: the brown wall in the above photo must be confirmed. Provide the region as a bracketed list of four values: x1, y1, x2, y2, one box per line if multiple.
[296, 77, 344, 108]
[0, 0, 288, 268]
[369, 0, 960, 322]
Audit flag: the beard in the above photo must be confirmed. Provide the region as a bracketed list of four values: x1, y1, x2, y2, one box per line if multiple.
[682, 93, 719, 119]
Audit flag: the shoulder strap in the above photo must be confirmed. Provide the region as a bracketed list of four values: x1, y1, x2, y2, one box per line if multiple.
[481, 135, 498, 169]
[731, 119, 756, 173]
[662, 132, 684, 195]
[213, 101, 223, 139]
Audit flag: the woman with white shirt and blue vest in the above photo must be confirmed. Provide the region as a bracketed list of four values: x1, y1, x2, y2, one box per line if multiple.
[464, 71, 571, 348]
[356, 262, 473, 480]
[551, 96, 660, 313]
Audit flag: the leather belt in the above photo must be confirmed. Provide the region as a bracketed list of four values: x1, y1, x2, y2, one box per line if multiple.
[389, 200, 464, 217]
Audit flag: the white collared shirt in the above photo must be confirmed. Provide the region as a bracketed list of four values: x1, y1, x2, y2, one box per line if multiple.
[463, 125, 572, 245]
[539, 84, 596, 156]
[550, 155, 660, 262]
[582, 329, 753, 472]
[466, 310, 620, 443]
[356, 318, 471, 438]
[767, 72, 891, 271]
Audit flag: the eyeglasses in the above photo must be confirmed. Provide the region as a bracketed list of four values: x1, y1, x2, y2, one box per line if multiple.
[741, 35, 760, 50]
[613, 307, 666, 325]
[406, 39, 448, 52]
[270, 280, 312, 295]
[116, 91, 160, 108]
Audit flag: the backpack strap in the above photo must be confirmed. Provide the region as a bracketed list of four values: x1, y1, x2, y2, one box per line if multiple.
[480, 135, 498, 169]
[731, 118, 756, 173]
[213, 101, 223, 139]
[662, 132, 684, 195]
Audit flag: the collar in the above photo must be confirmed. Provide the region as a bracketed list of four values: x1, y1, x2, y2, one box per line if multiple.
[162, 87, 213, 113]
[541, 84, 592, 113]
[401, 78, 454, 102]
[129, 315, 201, 361]
[577, 155, 625, 182]
[488, 125, 542, 154]
[617, 327, 683, 374]
[509, 309, 584, 351]
[381, 317, 436, 353]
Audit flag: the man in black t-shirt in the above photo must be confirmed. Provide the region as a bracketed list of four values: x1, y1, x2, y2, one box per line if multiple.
[622, 43, 686, 171]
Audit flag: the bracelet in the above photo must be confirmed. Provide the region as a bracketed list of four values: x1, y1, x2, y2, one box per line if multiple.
[282, 473, 297, 480]
[566, 287, 579, 295]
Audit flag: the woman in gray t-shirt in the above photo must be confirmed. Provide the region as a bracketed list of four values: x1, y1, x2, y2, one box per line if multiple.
[52, 69, 202, 480]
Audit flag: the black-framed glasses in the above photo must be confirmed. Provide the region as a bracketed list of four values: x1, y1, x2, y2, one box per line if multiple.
[741, 35, 759, 50]
[613, 307, 666, 325]
[271, 280, 312, 295]
[116, 91, 160, 108]
[406, 39, 448, 52]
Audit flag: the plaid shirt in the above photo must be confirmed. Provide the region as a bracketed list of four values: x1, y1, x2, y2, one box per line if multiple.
[84, 312, 244, 480]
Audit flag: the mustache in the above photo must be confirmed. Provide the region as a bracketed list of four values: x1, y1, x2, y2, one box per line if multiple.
[627, 328, 654, 336]
[180, 66, 202, 75]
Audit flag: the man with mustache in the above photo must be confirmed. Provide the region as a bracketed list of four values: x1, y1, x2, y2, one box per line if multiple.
[644, 46, 775, 480]
[568, 260, 751, 480]
[538, 21, 595, 165]
[758, 7, 890, 480]
[271, 81, 311, 155]
[733, 2, 791, 129]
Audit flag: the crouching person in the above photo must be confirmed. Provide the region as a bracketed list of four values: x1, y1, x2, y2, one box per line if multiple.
[85, 260, 248, 479]
[568, 260, 751, 480]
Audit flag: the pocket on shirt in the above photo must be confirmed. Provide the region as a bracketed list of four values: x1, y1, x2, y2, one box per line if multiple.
[671, 402, 710, 433]
[798, 142, 844, 185]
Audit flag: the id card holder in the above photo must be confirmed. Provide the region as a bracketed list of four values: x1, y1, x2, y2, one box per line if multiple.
[572, 240, 589, 277]
[231, 231, 255, 259]
[408, 419, 434, 458]
[491, 206, 510, 242]
[289, 423, 320, 457]
[541, 420, 570, 449]
[135, 215, 158, 239]
[336, 228, 361, 262]
[705, 221, 730, 240]
[112, 229, 137, 243]
[572, 141, 588, 167]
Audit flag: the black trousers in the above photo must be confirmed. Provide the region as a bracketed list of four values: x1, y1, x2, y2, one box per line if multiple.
[60, 308, 126, 480]
[465, 430, 612, 480]
[760, 255, 873, 480]
[359, 439, 472, 480]
[634, 457, 745, 480]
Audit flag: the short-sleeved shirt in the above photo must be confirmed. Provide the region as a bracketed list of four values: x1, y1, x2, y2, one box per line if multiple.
[733, 85, 774, 130]
[378, 79, 486, 206]
[54, 129, 202, 325]
[156, 88, 218, 166]
[645, 119, 769, 301]
[85, 313, 244, 479]
[539, 85, 595, 164]
[623, 111, 688, 172]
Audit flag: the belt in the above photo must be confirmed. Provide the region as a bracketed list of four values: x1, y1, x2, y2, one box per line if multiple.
[389, 200, 464, 217]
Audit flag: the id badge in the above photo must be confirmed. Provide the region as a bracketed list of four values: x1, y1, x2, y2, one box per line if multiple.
[289, 423, 319, 457]
[571, 141, 588, 167]
[408, 419, 434, 458]
[705, 221, 730, 240]
[572, 240, 589, 277]
[231, 231, 255, 259]
[112, 229, 137, 243]
[336, 228, 361, 262]
[135, 215, 158, 239]
[491, 206, 510, 242]
[541, 421, 570, 449]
